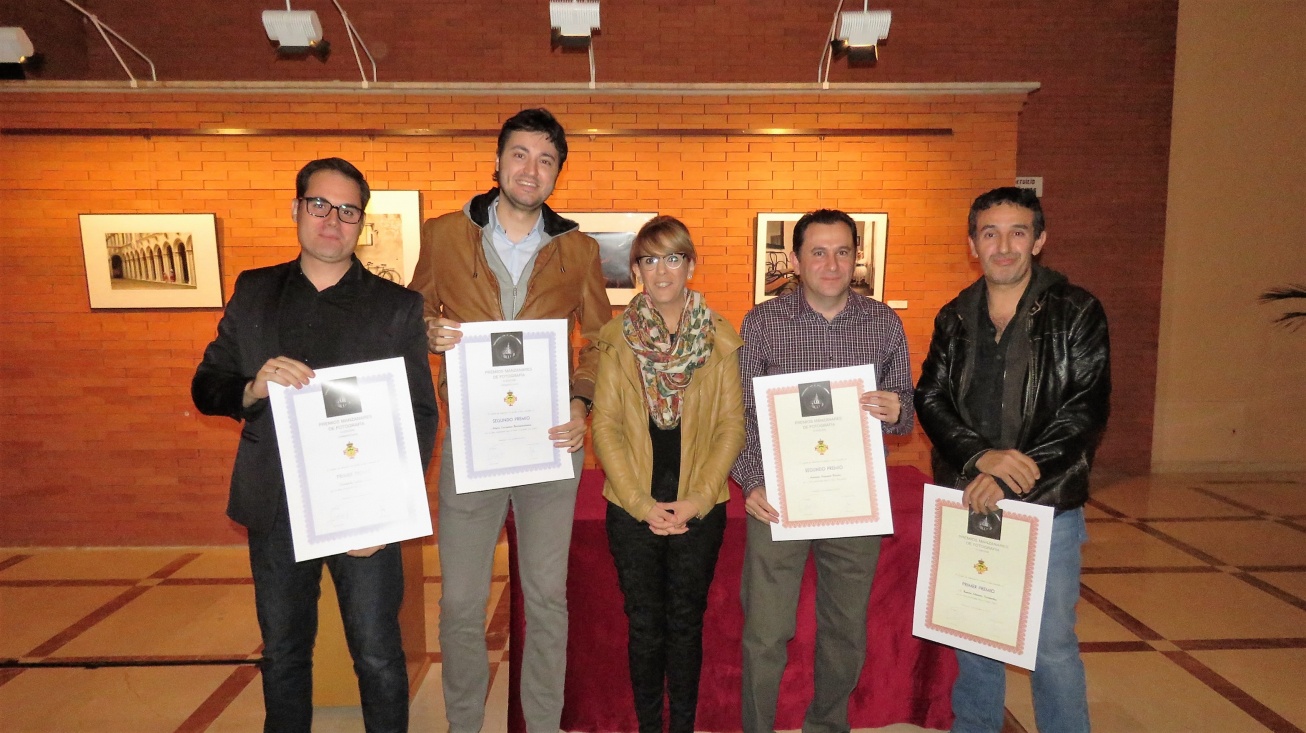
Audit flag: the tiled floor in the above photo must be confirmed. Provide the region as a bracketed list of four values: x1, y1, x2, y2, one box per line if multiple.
[1, 472, 1303, 732]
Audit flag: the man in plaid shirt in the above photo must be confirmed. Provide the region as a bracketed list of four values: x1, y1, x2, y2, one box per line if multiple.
[730, 209, 915, 733]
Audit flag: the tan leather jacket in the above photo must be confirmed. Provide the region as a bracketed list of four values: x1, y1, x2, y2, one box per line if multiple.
[592, 310, 746, 521]
[408, 189, 611, 403]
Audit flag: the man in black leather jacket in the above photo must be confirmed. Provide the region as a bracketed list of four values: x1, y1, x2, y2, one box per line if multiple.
[915, 187, 1110, 733]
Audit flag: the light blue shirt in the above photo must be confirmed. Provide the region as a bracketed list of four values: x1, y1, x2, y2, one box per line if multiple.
[487, 196, 546, 284]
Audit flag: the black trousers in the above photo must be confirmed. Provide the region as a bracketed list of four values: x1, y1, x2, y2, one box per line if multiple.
[606, 500, 727, 733]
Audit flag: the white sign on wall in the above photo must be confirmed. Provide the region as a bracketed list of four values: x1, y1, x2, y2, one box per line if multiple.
[1015, 176, 1044, 197]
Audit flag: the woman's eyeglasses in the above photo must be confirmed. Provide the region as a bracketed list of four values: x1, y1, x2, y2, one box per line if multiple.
[635, 253, 689, 270]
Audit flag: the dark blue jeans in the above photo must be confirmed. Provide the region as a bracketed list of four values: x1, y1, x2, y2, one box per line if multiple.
[950, 508, 1090, 733]
[248, 518, 408, 733]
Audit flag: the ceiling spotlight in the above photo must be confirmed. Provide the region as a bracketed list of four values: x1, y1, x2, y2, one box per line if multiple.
[263, 8, 324, 54]
[835, 8, 891, 61]
[550, 1, 600, 47]
[0, 27, 34, 64]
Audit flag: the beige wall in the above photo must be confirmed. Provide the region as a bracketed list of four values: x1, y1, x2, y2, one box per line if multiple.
[1154, 0, 1306, 471]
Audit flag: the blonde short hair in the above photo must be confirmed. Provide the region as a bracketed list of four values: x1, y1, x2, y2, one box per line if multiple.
[629, 215, 698, 269]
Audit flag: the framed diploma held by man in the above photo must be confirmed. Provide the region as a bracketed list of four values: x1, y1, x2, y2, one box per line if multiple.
[268, 357, 433, 562]
[752, 364, 893, 541]
[444, 319, 574, 493]
[912, 483, 1055, 670]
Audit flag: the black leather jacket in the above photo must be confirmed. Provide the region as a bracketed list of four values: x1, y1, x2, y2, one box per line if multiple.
[915, 265, 1111, 510]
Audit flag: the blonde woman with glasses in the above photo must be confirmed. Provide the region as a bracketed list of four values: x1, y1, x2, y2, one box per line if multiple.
[591, 216, 746, 733]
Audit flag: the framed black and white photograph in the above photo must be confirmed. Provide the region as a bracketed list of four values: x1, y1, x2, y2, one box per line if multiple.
[359, 190, 422, 285]
[562, 212, 658, 306]
[754, 212, 889, 305]
[78, 213, 222, 309]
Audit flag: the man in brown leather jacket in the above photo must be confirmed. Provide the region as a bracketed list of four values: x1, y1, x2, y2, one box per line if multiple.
[408, 108, 609, 733]
[915, 187, 1110, 733]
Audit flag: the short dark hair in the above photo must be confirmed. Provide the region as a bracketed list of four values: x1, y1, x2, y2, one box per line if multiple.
[295, 157, 371, 210]
[792, 209, 858, 255]
[496, 108, 569, 167]
[968, 187, 1044, 239]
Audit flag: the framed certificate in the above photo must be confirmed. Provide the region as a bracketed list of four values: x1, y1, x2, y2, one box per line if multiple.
[444, 319, 575, 493]
[268, 357, 434, 562]
[752, 364, 893, 541]
[912, 483, 1055, 670]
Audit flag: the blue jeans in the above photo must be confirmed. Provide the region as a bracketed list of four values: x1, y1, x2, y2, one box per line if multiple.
[951, 508, 1090, 733]
[248, 516, 408, 733]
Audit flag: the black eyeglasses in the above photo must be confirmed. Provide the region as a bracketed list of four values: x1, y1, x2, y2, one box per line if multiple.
[299, 197, 364, 225]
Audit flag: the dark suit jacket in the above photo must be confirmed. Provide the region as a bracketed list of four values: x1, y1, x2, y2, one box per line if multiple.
[192, 258, 439, 534]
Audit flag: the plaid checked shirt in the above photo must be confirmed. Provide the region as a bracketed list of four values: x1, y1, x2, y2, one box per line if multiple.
[729, 290, 915, 494]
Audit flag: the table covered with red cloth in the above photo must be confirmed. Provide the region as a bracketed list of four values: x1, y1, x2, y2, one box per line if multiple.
[508, 465, 956, 732]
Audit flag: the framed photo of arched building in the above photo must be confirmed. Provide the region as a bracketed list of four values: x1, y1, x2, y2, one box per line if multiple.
[79, 213, 222, 309]
[754, 212, 888, 305]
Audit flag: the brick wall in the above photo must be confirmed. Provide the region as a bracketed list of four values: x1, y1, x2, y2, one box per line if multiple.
[0, 0, 1179, 544]
[0, 91, 1019, 544]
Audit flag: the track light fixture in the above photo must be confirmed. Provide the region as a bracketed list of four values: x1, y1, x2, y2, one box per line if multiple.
[835, 8, 891, 61]
[0, 27, 34, 64]
[550, 0, 600, 48]
[819, 1, 891, 86]
[262, 1, 377, 85]
[263, 7, 325, 55]
[0, 26, 34, 79]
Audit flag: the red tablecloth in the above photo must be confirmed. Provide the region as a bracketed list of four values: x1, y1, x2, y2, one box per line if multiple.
[508, 466, 956, 732]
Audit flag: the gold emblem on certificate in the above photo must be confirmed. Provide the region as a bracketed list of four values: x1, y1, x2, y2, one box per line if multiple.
[504, 390, 518, 406]
[342, 442, 359, 459]
[974, 559, 989, 574]
[815, 439, 829, 455]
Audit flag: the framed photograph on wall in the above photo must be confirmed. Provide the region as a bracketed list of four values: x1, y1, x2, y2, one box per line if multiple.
[562, 212, 658, 306]
[359, 191, 422, 286]
[79, 213, 222, 309]
[754, 212, 889, 304]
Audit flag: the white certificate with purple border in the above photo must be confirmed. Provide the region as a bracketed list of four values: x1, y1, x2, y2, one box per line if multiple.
[445, 319, 574, 493]
[269, 357, 433, 562]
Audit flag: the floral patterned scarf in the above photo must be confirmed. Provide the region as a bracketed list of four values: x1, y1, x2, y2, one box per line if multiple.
[622, 289, 716, 429]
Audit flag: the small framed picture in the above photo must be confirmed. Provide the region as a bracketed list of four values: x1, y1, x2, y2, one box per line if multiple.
[562, 212, 658, 306]
[358, 191, 422, 286]
[754, 212, 889, 304]
[78, 213, 222, 309]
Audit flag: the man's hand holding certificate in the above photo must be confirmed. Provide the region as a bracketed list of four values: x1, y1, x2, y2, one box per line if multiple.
[912, 484, 1055, 670]
[752, 364, 894, 541]
[268, 357, 433, 562]
[443, 319, 575, 493]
